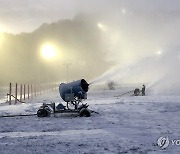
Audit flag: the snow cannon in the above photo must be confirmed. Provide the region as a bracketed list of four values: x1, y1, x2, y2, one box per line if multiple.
[58, 79, 91, 116]
[59, 79, 89, 102]
[37, 79, 97, 117]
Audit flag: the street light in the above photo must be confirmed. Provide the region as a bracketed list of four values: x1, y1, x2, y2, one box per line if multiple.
[38, 43, 59, 83]
[40, 43, 58, 60]
[121, 8, 126, 14]
[97, 22, 107, 31]
[63, 62, 71, 83]
[156, 50, 162, 56]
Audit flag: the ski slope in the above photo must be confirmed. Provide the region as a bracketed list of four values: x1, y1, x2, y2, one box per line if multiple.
[0, 88, 180, 154]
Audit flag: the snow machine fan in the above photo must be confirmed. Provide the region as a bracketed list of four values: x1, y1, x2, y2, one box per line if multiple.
[59, 79, 89, 103]
[59, 79, 90, 116]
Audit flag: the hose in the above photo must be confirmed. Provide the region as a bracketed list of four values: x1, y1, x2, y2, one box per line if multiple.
[0, 113, 37, 118]
[115, 90, 134, 97]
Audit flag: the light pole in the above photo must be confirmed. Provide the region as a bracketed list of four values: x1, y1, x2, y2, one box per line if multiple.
[63, 62, 71, 83]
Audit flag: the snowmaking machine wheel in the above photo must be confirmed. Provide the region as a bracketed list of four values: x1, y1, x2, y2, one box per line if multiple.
[79, 108, 91, 117]
[37, 108, 48, 117]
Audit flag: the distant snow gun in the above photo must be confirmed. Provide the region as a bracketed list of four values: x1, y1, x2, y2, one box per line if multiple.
[133, 88, 141, 96]
[133, 85, 146, 96]
[37, 79, 97, 117]
[116, 85, 146, 97]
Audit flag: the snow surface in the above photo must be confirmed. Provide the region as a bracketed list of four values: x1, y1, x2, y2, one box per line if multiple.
[0, 88, 180, 154]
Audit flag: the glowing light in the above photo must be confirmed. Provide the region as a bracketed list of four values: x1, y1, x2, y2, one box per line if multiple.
[0, 33, 4, 48]
[156, 50, 162, 55]
[122, 9, 126, 14]
[0, 24, 6, 33]
[0, 33, 3, 42]
[41, 43, 57, 60]
[97, 23, 107, 31]
[97, 23, 103, 28]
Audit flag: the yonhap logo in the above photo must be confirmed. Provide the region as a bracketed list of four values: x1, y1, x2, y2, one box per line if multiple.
[157, 136, 180, 149]
[157, 137, 170, 149]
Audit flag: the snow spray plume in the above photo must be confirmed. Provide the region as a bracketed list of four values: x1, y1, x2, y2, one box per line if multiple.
[92, 47, 180, 95]
[90, 6, 180, 95]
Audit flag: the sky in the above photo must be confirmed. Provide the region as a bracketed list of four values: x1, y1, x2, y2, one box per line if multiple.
[0, 0, 180, 34]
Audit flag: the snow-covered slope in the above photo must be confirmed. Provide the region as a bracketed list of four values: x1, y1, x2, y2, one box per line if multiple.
[0, 88, 180, 153]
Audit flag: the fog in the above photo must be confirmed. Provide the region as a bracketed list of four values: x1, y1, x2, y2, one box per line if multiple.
[88, 2, 180, 94]
[0, 15, 111, 85]
[0, 0, 180, 94]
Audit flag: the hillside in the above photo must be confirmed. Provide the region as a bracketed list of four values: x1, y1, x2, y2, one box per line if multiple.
[0, 14, 111, 85]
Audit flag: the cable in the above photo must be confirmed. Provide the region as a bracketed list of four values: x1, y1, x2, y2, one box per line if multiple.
[0, 113, 37, 118]
[115, 90, 134, 97]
